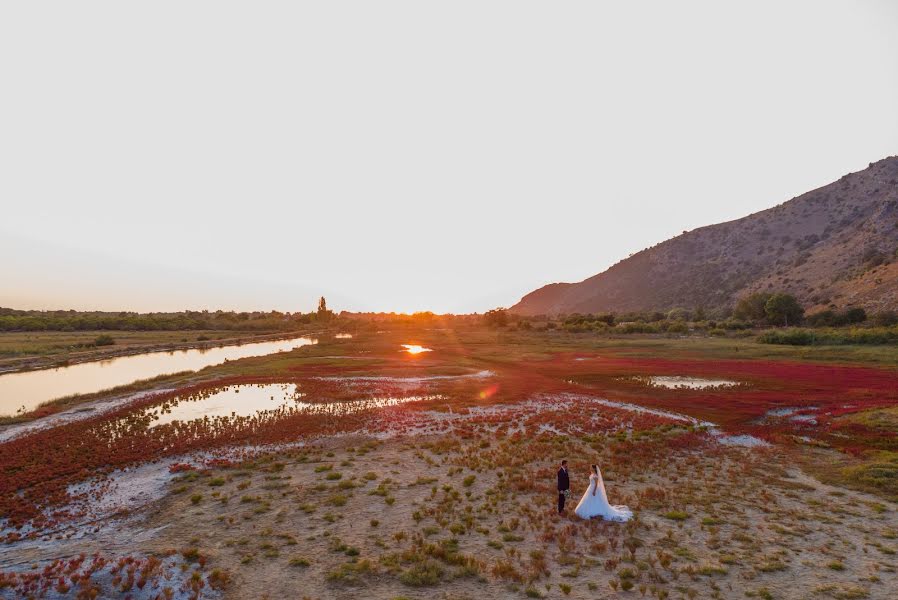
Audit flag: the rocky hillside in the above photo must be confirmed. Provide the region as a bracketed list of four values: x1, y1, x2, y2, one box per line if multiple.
[511, 157, 898, 316]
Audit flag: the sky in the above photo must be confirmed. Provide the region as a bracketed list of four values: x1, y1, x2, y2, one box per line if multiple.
[2, 1, 898, 315]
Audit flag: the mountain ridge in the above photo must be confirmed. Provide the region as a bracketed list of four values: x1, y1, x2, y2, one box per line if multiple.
[510, 157, 898, 316]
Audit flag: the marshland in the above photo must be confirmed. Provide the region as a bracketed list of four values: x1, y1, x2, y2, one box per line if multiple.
[1, 312, 896, 599]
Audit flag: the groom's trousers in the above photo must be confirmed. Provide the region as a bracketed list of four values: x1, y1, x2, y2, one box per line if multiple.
[558, 491, 566, 513]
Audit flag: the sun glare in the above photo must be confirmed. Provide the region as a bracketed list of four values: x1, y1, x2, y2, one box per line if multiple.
[402, 344, 432, 355]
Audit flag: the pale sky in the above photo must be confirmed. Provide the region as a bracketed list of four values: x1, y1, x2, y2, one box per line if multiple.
[2, 1, 898, 314]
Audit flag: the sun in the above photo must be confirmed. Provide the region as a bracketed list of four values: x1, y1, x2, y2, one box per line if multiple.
[401, 344, 432, 355]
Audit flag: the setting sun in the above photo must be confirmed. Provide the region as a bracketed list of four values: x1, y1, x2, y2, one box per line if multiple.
[401, 344, 432, 355]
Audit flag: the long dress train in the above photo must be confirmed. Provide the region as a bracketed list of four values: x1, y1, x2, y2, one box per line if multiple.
[574, 470, 632, 522]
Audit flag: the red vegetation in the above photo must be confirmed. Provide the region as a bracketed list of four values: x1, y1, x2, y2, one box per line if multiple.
[2, 346, 897, 536]
[550, 353, 898, 449]
[0, 551, 219, 599]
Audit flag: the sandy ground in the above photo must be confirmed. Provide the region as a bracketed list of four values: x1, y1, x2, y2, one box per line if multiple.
[3, 401, 895, 599]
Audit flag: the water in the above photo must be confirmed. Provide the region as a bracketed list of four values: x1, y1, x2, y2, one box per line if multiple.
[0, 336, 316, 417]
[137, 383, 440, 427]
[402, 344, 432, 354]
[634, 376, 739, 389]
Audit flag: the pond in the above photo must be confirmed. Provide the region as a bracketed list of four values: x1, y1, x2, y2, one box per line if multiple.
[138, 383, 441, 427]
[634, 376, 740, 390]
[0, 336, 317, 417]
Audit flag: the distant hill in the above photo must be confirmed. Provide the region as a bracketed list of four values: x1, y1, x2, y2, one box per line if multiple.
[511, 157, 898, 316]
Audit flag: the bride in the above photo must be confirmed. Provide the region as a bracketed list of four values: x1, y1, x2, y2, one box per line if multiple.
[574, 464, 633, 522]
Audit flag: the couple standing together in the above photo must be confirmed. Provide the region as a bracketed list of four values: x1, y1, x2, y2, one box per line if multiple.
[557, 459, 632, 522]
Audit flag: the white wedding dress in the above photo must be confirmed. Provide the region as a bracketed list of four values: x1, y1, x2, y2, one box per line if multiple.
[574, 470, 633, 522]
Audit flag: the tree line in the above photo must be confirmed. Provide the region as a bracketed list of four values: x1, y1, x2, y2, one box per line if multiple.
[480, 292, 897, 332]
[0, 308, 329, 332]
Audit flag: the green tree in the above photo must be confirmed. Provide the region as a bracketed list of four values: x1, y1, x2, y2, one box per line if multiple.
[733, 292, 773, 322]
[764, 293, 804, 326]
[483, 308, 508, 328]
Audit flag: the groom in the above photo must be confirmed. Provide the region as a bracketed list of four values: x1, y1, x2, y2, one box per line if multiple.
[557, 459, 570, 514]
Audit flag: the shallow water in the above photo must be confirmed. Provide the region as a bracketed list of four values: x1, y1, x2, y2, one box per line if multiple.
[138, 383, 440, 427]
[0, 337, 316, 417]
[635, 376, 739, 390]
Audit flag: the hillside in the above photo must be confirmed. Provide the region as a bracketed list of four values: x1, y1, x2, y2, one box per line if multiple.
[511, 157, 898, 316]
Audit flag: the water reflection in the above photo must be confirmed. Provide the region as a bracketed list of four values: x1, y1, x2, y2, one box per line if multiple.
[633, 376, 739, 390]
[134, 383, 441, 427]
[335, 333, 353, 339]
[0, 337, 317, 417]
[402, 344, 432, 355]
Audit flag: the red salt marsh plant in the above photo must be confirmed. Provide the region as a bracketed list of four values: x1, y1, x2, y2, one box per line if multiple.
[556, 355, 898, 441]
[0, 375, 471, 532]
[5, 338, 898, 535]
[0, 551, 227, 599]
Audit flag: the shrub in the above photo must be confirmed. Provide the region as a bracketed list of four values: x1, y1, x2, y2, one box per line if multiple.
[208, 569, 230, 590]
[483, 309, 509, 328]
[873, 311, 898, 327]
[328, 494, 348, 507]
[93, 335, 115, 346]
[758, 329, 815, 346]
[663, 510, 689, 520]
[399, 561, 443, 586]
[326, 559, 375, 584]
[759, 327, 898, 346]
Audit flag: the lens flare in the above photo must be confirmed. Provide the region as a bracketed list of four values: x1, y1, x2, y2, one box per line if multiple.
[478, 384, 499, 400]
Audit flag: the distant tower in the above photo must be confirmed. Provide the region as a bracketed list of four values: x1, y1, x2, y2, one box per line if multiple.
[317, 296, 328, 314]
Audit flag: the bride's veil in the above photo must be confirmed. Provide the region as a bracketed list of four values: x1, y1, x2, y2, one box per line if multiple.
[594, 467, 609, 501]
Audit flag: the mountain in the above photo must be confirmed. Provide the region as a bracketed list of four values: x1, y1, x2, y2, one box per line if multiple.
[511, 157, 898, 317]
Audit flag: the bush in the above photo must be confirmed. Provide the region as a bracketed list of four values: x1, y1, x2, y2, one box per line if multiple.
[872, 311, 898, 327]
[326, 559, 375, 584]
[666, 322, 688, 334]
[618, 322, 659, 334]
[758, 329, 815, 346]
[93, 334, 115, 346]
[399, 561, 443, 586]
[759, 327, 898, 346]
[663, 510, 689, 520]
[807, 308, 868, 327]
[483, 309, 508, 328]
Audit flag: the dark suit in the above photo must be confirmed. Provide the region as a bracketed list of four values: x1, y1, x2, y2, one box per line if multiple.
[557, 467, 570, 513]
